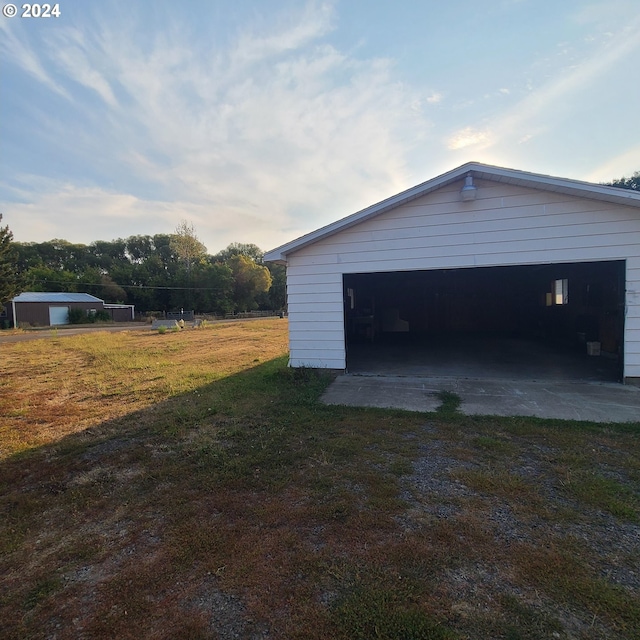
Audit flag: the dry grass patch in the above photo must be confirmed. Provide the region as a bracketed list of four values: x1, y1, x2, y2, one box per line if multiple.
[0, 320, 288, 458]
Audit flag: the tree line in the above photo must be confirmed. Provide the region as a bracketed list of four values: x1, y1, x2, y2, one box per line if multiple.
[2, 221, 285, 316]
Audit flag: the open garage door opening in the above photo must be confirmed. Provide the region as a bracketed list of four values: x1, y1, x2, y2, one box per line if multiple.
[343, 261, 625, 382]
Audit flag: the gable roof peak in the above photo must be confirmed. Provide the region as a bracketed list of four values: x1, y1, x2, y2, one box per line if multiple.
[264, 162, 640, 263]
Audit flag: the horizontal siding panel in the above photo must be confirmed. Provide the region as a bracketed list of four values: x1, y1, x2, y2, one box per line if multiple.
[303, 195, 640, 254]
[307, 211, 640, 253]
[627, 292, 640, 306]
[289, 335, 344, 346]
[286, 273, 342, 286]
[286, 282, 342, 295]
[625, 364, 640, 375]
[290, 349, 345, 360]
[380, 191, 594, 222]
[288, 322, 344, 334]
[288, 301, 343, 314]
[290, 357, 345, 369]
[286, 311, 341, 323]
[431, 246, 640, 267]
[289, 323, 343, 333]
[625, 366, 640, 380]
[289, 340, 344, 358]
[287, 291, 343, 305]
[289, 253, 338, 268]
[624, 317, 640, 331]
[285, 248, 640, 277]
[295, 235, 640, 266]
[624, 360, 640, 380]
[545, 200, 640, 217]
[290, 345, 344, 356]
[299, 221, 640, 259]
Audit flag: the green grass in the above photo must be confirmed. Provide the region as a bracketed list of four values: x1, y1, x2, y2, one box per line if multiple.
[331, 582, 457, 639]
[563, 471, 639, 521]
[435, 390, 461, 415]
[1, 322, 639, 639]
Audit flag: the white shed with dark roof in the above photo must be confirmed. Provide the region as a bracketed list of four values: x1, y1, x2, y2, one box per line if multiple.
[264, 163, 640, 384]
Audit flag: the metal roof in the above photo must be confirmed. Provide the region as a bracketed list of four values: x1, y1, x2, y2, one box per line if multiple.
[13, 292, 104, 303]
[264, 162, 640, 263]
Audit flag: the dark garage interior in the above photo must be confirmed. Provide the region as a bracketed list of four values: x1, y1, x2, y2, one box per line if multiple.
[343, 260, 625, 382]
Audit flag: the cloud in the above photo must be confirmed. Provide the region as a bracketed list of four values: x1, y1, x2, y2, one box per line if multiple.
[443, 13, 640, 155]
[583, 143, 640, 183]
[447, 127, 493, 151]
[48, 27, 118, 107]
[1, 2, 431, 251]
[232, 1, 335, 63]
[0, 20, 70, 98]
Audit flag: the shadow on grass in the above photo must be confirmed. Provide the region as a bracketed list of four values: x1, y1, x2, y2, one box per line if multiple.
[2, 356, 639, 640]
[0, 356, 454, 640]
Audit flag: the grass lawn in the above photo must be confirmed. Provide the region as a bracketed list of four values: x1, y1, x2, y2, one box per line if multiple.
[1, 319, 638, 639]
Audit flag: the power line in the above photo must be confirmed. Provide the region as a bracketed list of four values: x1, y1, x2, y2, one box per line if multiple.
[27, 279, 226, 292]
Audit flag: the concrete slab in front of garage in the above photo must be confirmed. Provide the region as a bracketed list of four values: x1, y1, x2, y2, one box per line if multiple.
[321, 375, 640, 423]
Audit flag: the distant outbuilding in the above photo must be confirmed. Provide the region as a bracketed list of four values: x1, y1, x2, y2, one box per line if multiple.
[2, 292, 135, 328]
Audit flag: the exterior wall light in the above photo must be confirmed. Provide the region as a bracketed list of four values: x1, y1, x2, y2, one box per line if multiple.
[460, 175, 477, 201]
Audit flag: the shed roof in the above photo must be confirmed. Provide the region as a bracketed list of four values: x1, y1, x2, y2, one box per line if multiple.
[264, 162, 640, 264]
[13, 292, 104, 303]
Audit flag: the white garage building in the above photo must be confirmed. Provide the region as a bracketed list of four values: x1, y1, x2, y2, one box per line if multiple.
[264, 163, 640, 384]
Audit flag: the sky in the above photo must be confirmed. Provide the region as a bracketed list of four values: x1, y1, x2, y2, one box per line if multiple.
[1, 0, 639, 255]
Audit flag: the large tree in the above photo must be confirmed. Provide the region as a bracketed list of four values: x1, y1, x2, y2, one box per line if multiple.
[170, 221, 207, 271]
[169, 221, 208, 310]
[0, 214, 21, 314]
[227, 254, 272, 312]
[214, 242, 264, 263]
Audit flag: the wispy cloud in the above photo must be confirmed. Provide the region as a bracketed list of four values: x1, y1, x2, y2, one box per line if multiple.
[1, 2, 430, 250]
[446, 13, 640, 154]
[447, 127, 493, 151]
[233, 1, 335, 63]
[0, 20, 70, 98]
[583, 143, 640, 183]
[48, 27, 119, 107]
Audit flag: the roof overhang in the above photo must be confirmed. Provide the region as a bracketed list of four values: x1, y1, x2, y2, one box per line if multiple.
[264, 162, 640, 264]
[12, 292, 105, 303]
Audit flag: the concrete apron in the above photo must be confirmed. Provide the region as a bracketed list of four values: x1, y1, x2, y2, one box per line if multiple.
[321, 375, 640, 423]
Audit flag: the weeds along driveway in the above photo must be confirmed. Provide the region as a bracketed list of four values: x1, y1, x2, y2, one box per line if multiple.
[0, 321, 639, 640]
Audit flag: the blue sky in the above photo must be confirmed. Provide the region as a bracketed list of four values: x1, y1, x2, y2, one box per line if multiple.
[1, 0, 639, 254]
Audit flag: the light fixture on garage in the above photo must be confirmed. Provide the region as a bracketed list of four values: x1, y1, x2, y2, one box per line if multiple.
[460, 174, 477, 201]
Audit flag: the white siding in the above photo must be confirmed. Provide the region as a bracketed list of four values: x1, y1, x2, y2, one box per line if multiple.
[285, 179, 640, 378]
[626, 260, 640, 376]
